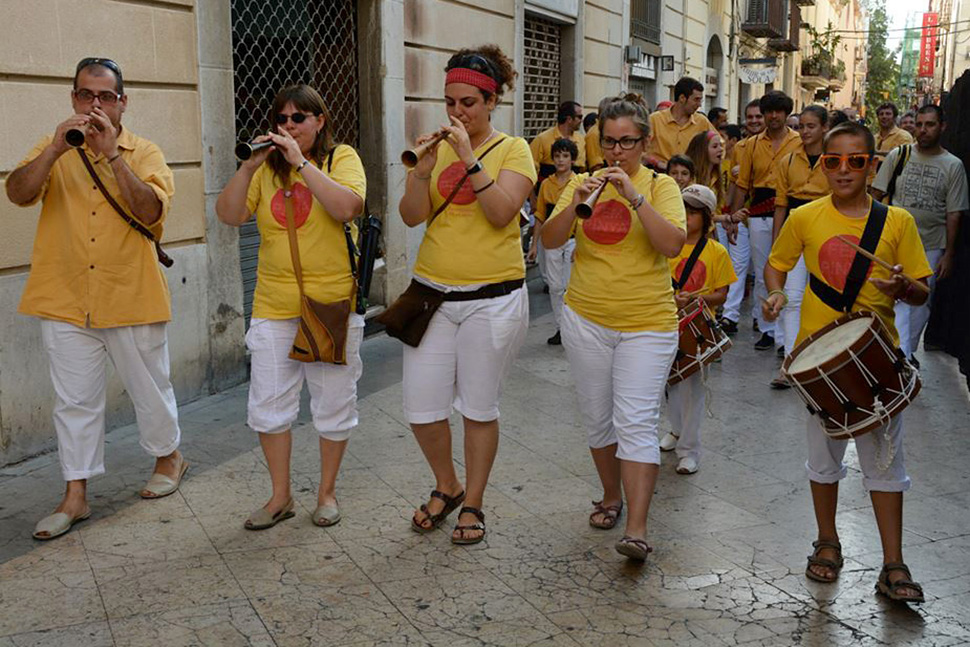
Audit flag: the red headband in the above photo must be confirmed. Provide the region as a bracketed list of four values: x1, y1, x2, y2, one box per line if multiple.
[706, 130, 719, 141]
[445, 68, 498, 94]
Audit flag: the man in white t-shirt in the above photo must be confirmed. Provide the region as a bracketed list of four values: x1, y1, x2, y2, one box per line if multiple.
[872, 104, 969, 363]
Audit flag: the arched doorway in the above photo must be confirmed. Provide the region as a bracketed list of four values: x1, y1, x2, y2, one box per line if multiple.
[706, 35, 724, 111]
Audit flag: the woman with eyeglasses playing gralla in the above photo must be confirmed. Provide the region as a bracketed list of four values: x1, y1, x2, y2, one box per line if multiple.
[541, 96, 687, 562]
[216, 85, 367, 531]
[395, 45, 536, 546]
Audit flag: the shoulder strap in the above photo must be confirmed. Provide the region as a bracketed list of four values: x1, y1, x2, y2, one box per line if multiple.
[282, 194, 305, 298]
[428, 136, 507, 227]
[808, 200, 889, 312]
[673, 236, 707, 290]
[327, 147, 336, 173]
[76, 148, 173, 267]
[885, 144, 911, 206]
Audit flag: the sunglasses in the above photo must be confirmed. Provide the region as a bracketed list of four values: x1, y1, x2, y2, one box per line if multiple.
[76, 57, 123, 77]
[275, 112, 315, 125]
[820, 153, 871, 172]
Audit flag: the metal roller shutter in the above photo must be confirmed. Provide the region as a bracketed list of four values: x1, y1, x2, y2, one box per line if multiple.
[523, 15, 563, 141]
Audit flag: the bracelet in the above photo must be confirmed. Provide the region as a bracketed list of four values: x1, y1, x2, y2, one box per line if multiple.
[630, 194, 645, 210]
[107, 153, 122, 164]
[473, 180, 495, 194]
[767, 289, 789, 307]
[296, 159, 309, 172]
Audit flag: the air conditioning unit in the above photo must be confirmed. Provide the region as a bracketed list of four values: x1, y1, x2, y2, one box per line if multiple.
[625, 45, 643, 63]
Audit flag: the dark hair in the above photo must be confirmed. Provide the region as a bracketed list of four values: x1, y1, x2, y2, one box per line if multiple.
[550, 137, 579, 161]
[599, 95, 651, 139]
[823, 121, 875, 155]
[267, 85, 335, 188]
[917, 104, 945, 123]
[720, 124, 742, 140]
[801, 105, 829, 126]
[685, 131, 722, 207]
[759, 90, 794, 116]
[673, 77, 704, 103]
[901, 111, 916, 121]
[583, 112, 598, 131]
[828, 109, 850, 127]
[668, 154, 695, 177]
[444, 45, 517, 100]
[74, 57, 124, 94]
[877, 102, 899, 118]
[707, 107, 727, 123]
[744, 99, 762, 115]
[685, 202, 714, 235]
[557, 101, 582, 124]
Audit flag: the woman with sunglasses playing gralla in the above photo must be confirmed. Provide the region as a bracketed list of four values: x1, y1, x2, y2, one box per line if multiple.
[216, 85, 367, 531]
[762, 121, 932, 604]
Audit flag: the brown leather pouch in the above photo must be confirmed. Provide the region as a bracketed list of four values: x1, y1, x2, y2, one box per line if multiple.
[376, 280, 445, 347]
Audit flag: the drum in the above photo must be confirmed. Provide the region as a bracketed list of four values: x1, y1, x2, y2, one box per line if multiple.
[668, 299, 732, 385]
[782, 312, 921, 439]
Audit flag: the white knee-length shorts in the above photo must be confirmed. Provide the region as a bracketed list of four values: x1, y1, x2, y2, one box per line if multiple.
[805, 414, 910, 492]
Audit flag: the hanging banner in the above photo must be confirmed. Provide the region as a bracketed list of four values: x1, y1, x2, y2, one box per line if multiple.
[739, 66, 777, 84]
[919, 13, 938, 78]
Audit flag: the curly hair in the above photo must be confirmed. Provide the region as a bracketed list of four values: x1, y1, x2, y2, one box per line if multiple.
[445, 44, 517, 100]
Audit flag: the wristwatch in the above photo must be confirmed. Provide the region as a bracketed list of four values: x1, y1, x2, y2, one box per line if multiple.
[466, 160, 484, 175]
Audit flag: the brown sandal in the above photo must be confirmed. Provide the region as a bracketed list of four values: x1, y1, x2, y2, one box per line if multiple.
[805, 539, 844, 583]
[411, 489, 465, 534]
[614, 536, 652, 561]
[451, 507, 486, 545]
[589, 500, 623, 530]
[876, 562, 925, 603]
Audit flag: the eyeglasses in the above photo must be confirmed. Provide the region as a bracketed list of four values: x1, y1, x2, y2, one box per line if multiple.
[275, 112, 315, 125]
[820, 153, 871, 172]
[600, 136, 644, 150]
[73, 89, 122, 105]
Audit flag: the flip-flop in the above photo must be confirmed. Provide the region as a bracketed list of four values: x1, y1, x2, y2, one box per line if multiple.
[33, 510, 92, 541]
[615, 536, 652, 561]
[876, 562, 925, 604]
[805, 539, 843, 583]
[140, 456, 189, 499]
[244, 498, 295, 531]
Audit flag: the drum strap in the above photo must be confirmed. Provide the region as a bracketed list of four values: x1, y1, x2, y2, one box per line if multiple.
[672, 236, 707, 290]
[808, 199, 889, 312]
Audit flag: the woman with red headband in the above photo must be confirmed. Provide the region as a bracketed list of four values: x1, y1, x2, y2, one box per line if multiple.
[398, 45, 537, 545]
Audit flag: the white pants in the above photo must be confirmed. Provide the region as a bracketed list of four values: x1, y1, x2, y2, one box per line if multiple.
[778, 256, 809, 356]
[40, 319, 181, 481]
[246, 316, 363, 440]
[717, 222, 750, 323]
[748, 216, 775, 335]
[542, 239, 575, 329]
[894, 248, 943, 358]
[403, 287, 528, 424]
[561, 305, 678, 465]
[666, 372, 704, 463]
[805, 415, 910, 492]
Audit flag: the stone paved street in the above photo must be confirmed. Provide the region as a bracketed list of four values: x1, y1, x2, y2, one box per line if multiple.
[1, 280, 969, 646]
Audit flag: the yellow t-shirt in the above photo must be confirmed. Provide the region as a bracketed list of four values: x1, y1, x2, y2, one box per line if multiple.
[536, 172, 574, 222]
[529, 126, 587, 172]
[736, 128, 803, 192]
[413, 134, 537, 285]
[646, 109, 714, 165]
[17, 129, 174, 328]
[876, 127, 914, 155]
[550, 168, 686, 332]
[585, 123, 604, 170]
[774, 150, 829, 208]
[668, 238, 737, 295]
[246, 144, 366, 319]
[768, 196, 932, 346]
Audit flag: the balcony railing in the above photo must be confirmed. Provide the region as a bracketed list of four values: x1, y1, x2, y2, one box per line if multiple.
[631, 0, 661, 44]
[742, 0, 786, 39]
[768, 2, 800, 51]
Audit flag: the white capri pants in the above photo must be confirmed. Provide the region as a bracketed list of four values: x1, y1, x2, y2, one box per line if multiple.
[805, 415, 910, 492]
[403, 286, 528, 424]
[717, 222, 750, 323]
[40, 319, 181, 481]
[246, 315, 364, 440]
[748, 216, 775, 336]
[894, 248, 942, 358]
[561, 305, 679, 465]
[777, 256, 809, 356]
[541, 238, 575, 329]
[666, 372, 705, 463]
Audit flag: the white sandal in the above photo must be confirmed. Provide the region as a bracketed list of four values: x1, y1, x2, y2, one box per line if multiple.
[33, 510, 91, 540]
[140, 455, 189, 499]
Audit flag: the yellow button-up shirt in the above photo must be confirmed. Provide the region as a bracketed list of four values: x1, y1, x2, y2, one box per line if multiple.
[585, 123, 604, 170]
[735, 128, 803, 192]
[646, 109, 714, 164]
[16, 128, 175, 328]
[876, 126, 914, 155]
[529, 126, 586, 173]
[774, 149, 829, 208]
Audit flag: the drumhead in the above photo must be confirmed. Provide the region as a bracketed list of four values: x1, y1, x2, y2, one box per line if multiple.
[789, 317, 872, 373]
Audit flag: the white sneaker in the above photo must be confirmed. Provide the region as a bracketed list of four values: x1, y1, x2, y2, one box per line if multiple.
[676, 457, 698, 474]
[659, 432, 679, 452]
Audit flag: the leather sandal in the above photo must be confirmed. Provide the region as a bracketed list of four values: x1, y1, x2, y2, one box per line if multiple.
[141, 454, 189, 499]
[614, 536, 652, 561]
[876, 562, 925, 603]
[244, 498, 295, 531]
[589, 500, 623, 530]
[451, 507, 486, 545]
[411, 489, 465, 534]
[805, 539, 844, 583]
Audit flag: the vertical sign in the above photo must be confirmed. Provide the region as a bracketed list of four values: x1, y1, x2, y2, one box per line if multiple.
[919, 12, 939, 78]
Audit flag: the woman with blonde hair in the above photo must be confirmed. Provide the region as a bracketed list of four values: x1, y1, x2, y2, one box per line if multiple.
[216, 84, 366, 530]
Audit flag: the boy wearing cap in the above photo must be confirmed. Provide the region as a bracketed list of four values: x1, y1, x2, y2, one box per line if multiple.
[660, 184, 736, 474]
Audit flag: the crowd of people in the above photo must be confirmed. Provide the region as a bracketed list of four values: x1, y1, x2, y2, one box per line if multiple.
[8, 49, 966, 610]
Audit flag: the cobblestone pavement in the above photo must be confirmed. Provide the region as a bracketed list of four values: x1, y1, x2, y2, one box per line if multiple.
[1, 281, 969, 646]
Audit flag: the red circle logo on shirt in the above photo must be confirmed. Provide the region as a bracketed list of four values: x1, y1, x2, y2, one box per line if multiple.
[818, 234, 872, 290]
[436, 162, 477, 206]
[674, 258, 708, 293]
[270, 183, 312, 228]
[582, 199, 631, 245]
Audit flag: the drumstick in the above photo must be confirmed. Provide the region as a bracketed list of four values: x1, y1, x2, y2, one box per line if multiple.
[834, 235, 930, 294]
